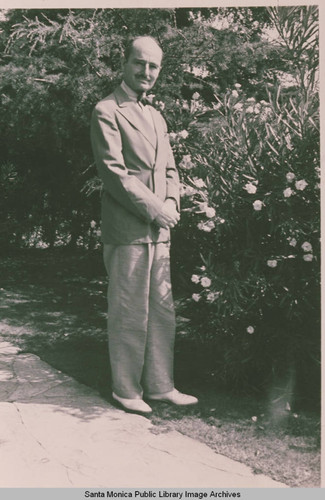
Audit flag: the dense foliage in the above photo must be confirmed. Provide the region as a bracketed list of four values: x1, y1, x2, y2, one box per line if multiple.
[167, 7, 320, 403]
[0, 7, 320, 404]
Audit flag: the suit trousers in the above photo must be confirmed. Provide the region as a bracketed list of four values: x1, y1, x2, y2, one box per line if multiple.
[103, 242, 176, 399]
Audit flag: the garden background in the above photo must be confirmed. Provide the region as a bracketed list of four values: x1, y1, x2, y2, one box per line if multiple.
[0, 6, 321, 486]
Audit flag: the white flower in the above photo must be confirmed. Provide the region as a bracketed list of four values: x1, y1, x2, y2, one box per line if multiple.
[178, 129, 189, 139]
[288, 237, 297, 247]
[192, 92, 200, 100]
[244, 183, 257, 194]
[182, 154, 192, 163]
[251, 416, 258, 422]
[206, 220, 215, 229]
[191, 66, 209, 78]
[201, 277, 212, 288]
[182, 185, 196, 197]
[295, 179, 308, 191]
[283, 187, 293, 198]
[182, 101, 190, 110]
[193, 178, 206, 188]
[206, 292, 216, 303]
[156, 100, 165, 111]
[205, 207, 216, 218]
[200, 266, 206, 271]
[90, 220, 97, 229]
[234, 83, 242, 89]
[253, 200, 263, 211]
[192, 293, 201, 302]
[191, 274, 200, 284]
[198, 202, 208, 212]
[247, 97, 256, 103]
[217, 217, 226, 224]
[246, 106, 254, 113]
[267, 259, 278, 268]
[232, 90, 239, 98]
[202, 225, 213, 232]
[179, 154, 194, 170]
[234, 102, 243, 111]
[197, 222, 205, 231]
[254, 105, 261, 114]
[301, 241, 312, 252]
[169, 132, 177, 141]
[303, 254, 313, 262]
[260, 106, 273, 120]
[246, 326, 254, 334]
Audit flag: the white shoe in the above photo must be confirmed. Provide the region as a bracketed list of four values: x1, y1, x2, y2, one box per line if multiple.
[112, 393, 152, 414]
[147, 388, 198, 406]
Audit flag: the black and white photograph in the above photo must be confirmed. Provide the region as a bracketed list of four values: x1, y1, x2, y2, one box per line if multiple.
[0, 0, 322, 496]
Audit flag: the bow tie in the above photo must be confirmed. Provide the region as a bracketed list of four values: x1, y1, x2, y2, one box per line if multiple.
[137, 94, 151, 106]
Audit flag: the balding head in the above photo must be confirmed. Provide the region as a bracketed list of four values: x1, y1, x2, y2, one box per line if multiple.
[122, 36, 163, 94]
[124, 36, 163, 63]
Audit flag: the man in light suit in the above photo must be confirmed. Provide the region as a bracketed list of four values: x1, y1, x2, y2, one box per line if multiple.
[91, 36, 198, 414]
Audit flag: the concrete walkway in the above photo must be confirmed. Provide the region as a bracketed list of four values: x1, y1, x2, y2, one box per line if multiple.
[0, 340, 288, 488]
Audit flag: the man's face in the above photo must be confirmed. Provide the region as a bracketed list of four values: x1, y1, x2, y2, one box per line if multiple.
[123, 39, 162, 94]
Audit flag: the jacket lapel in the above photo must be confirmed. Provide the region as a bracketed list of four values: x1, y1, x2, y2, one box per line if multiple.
[114, 86, 157, 150]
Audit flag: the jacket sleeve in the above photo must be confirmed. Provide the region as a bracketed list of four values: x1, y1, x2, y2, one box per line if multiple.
[91, 104, 164, 223]
[162, 116, 180, 211]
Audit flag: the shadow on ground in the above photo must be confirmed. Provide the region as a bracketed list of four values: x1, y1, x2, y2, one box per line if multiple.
[0, 249, 321, 487]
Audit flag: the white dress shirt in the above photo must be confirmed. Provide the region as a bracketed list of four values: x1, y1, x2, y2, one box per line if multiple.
[121, 81, 155, 129]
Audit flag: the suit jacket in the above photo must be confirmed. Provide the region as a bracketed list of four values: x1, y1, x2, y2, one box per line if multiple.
[90, 85, 180, 245]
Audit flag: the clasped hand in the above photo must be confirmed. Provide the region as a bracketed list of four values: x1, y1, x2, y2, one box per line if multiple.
[154, 199, 180, 229]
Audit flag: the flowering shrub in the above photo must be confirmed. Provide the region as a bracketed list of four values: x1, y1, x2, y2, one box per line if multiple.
[165, 7, 320, 399]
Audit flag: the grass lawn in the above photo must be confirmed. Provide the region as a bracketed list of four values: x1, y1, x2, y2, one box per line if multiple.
[0, 249, 321, 487]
